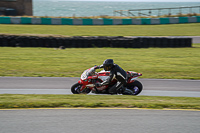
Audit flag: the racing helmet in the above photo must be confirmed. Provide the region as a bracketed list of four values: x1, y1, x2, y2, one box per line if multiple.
[103, 59, 114, 71]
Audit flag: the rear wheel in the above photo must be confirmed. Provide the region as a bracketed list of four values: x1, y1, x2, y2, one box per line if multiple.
[71, 83, 91, 94]
[126, 80, 143, 95]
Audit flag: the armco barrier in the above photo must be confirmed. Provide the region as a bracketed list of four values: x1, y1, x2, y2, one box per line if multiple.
[0, 16, 199, 25]
[0, 35, 192, 48]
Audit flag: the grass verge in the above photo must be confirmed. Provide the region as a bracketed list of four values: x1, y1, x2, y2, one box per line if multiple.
[0, 46, 200, 79]
[0, 94, 199, 110]
[0, 23, 200, 36]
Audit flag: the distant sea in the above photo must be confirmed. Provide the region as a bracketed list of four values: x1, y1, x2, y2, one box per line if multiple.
[33, 1, 200, 17]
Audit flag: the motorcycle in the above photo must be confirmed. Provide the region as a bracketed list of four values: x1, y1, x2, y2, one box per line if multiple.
[71, 66, 143, 95]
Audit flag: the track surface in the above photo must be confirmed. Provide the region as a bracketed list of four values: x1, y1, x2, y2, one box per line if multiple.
[0, 108, 200, 133]
[0, 77, 200, 133]
[0, 77, 200, 97]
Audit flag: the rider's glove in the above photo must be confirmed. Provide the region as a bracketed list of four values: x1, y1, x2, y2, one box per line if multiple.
[95, 83, 102, 87]
[94, 65, 100, 69]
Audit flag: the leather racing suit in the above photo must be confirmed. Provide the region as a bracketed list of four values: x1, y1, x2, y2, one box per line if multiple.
[95, 64, 132, 94]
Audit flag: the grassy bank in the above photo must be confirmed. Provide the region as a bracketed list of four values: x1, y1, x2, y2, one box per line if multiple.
[0, 94, 199, 110]
[0, 24, 199, 79]
[0, 23, 200, 36]
[0, 46, 200, 79]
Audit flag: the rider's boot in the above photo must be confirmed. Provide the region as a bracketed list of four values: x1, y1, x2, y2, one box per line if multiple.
[122, 87, 134, 95]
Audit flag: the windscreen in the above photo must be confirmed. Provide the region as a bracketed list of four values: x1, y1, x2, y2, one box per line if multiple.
[81, 67, 95, 80]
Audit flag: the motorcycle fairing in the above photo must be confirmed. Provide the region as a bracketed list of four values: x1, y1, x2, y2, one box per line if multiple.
[127, 71, 142, 83]
[78, 67, 142, 92]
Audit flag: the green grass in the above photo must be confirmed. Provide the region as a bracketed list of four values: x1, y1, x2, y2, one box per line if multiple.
[0, 46, 200, 79]
[0, 24, 200, 79]
[0, 23, 200, 36]
[0, 24, 199, 109]
[0, 94, 199, 110]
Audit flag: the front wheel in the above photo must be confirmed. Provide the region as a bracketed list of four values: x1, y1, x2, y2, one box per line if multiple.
[126, 80, 143, 95]
[71, 83, 91, 94]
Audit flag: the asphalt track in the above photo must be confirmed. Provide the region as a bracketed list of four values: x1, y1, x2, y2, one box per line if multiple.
[0, 77, 200, 133]
[0, 77, 200, 97]
[0, 73, 200, 133]
[0, 108, 200, 133]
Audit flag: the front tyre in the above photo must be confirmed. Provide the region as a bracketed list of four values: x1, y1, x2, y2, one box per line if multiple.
[71, 83, 91, 94]
[126, 80, 143, 95]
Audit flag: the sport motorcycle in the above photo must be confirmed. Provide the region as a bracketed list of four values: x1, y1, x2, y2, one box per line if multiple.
[71, 66, 143, 95]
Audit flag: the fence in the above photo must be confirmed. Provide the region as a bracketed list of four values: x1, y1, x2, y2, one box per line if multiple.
[114, 6, 200, 17]
[0, 16, 200, 25]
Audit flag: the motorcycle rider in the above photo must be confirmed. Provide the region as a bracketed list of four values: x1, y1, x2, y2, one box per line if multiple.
[95, 59, 133, 95]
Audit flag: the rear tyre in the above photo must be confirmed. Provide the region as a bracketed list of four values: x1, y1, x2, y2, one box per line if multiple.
[71, 83, 91, 94]
[126, 80, 143, 95]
